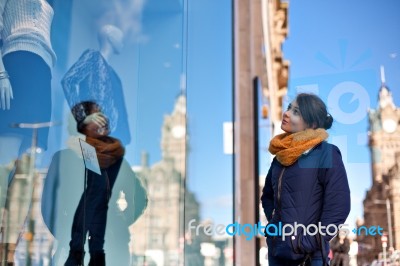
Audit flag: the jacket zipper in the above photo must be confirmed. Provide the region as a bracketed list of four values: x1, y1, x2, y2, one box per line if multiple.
[271, 167, 285, 254]
[104, 170, 111, 201]
[269, 167, 286, 255]
[277, 167, 286, 212]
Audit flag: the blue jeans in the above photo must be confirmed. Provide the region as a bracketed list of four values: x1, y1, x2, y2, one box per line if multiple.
[310, 258, 325, 266]
[69, 161, 121, 253]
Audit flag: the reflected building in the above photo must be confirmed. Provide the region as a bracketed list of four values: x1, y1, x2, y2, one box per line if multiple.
[130, 94, 201, 266]
[358, 69, 400, 264]
[10, 167, 54, 265]
[10, 95, 199, 266]
[8, 96, 196, 266]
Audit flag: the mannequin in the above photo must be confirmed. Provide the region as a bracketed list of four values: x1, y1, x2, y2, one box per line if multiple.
[0, 0, 56, 151]
[0, 0, 56, 265]
[62, 24, 131, 146]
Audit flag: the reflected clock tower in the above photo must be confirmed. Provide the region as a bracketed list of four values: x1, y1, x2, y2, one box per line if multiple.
[161, 94, 187, 178]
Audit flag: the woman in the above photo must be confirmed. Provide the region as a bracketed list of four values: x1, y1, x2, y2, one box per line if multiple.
[41, 101, 148, 266]
[261, 93, 351, 266]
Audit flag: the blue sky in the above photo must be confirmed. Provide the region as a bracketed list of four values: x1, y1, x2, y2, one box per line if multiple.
[282, 0, 400, 226]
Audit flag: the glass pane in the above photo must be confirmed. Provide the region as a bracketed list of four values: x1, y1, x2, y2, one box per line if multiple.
[0, 0, 188, 265]
[184, 1, 233, 266]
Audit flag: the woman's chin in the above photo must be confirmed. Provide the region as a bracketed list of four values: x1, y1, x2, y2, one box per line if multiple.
[281, 124, 290, 133]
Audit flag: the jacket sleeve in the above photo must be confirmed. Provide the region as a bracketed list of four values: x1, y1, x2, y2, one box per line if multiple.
[319, 145, 351, 241]
[261, 160, 275, 221]
[299, 145, 351, 253]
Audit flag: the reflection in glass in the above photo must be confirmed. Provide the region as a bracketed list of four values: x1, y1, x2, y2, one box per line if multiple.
[0, 0, 56, 265]
[61, 25, 131, 147]
[130, 95, 195, 265]
[41, 101, 147, 265]
[0, 0, 237, 265]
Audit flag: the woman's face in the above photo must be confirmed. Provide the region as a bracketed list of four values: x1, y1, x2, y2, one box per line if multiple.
[84, 120, 109, 138]
[82, 108, 110, 138]
[281, 100, 308, 133]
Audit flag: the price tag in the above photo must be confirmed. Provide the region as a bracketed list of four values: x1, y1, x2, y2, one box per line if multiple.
[79, 139, 101, 175]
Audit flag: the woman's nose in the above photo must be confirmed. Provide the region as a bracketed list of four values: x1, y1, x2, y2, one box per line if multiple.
[283, 111, 289, 118]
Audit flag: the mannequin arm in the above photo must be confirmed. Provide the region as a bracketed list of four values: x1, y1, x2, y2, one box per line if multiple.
[0, 57, 13, 110]
[0, 0, 13, 110]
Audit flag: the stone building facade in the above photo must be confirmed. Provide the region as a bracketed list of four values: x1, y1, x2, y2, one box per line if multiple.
[358, 71, 400, 264]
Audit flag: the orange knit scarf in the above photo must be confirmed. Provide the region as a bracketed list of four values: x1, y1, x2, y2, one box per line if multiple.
[86, 136, 125, 169]
[268, 128, 328, 166]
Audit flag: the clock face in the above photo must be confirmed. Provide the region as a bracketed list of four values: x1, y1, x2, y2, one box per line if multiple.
[382, 118, 397, 133]
[171, 125, 186, 139]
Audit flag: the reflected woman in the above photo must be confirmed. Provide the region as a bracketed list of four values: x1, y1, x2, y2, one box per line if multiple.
[261, 93, 351, 266]
[60, 102, 123, 266]
[42, 101, 147, 266]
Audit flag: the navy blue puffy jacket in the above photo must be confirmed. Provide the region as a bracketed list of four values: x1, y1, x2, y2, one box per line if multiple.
[261, 141, 350, 260]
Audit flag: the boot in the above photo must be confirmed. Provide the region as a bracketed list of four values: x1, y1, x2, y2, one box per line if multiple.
[64, 250, 85, 266]
[88, 251, 105, 266]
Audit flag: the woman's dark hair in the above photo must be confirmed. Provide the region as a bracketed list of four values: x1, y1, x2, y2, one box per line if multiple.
[295, 93, 333, 130]
[71, 101, 101, 133]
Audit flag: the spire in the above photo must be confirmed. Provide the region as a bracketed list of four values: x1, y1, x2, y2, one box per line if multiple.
[380, 65, 386, 85]
[141, 150, 149, 168]
[378, 65, 395, 109]
[180, 73, 186, 95]
[379, 65, 390, 92]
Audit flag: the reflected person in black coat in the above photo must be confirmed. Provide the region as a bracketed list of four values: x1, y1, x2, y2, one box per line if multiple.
[41, 102, 147, 266]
